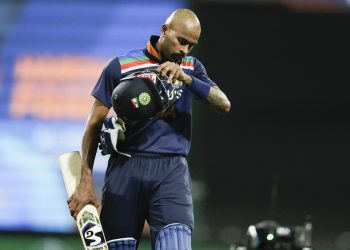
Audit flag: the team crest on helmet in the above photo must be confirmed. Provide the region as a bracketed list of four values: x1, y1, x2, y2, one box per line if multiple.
[139, 92, 151, 106]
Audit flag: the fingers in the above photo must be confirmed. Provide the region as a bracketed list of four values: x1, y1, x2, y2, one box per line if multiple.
[68, 198, 79, 218]
[157, 61, 171, 77]
[174, 70, 182, 84]
[94, 199, 101, 209]
[67, 189, 100, 219]
[74, 202, 86, 218]
[67, 195, 73, 204]
[67, 194, 87, 218]
[167, 67, 179, 84]
[157, 62, 186, 84]
[70, 199, 100, 218]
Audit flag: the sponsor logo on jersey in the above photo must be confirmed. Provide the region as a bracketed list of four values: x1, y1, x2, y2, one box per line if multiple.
[162, 79, 184, 103]
[167, 89, 183, 101]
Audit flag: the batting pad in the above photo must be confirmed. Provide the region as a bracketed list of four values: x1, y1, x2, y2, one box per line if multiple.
[107, 237, 137, 250]
[155, 223, 192, 250]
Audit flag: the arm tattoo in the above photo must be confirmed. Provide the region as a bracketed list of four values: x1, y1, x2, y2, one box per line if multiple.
[207, 86, 231, 112]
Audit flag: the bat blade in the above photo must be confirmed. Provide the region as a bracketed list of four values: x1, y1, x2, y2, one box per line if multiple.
[59, 151, 82, 197]
[59, 151, 109, 250]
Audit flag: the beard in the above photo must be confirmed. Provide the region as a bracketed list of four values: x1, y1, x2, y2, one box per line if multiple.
[159, 49, 184, 64]
[170, 53, 185, 64]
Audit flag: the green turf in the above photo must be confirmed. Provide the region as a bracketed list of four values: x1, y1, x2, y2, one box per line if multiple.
[0, 234, 230, 250]
[0, 234, 336, 250]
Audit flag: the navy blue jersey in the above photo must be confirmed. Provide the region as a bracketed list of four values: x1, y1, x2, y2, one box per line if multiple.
[92, 36, 216, 156]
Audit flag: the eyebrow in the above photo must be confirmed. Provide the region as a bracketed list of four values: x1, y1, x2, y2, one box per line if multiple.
[179, 36, 197, 46]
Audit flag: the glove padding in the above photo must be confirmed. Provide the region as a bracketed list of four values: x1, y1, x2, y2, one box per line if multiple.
[98, 117, 130, 157]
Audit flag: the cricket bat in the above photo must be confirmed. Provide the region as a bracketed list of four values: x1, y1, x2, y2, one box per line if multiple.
[59, 151, 108, 250]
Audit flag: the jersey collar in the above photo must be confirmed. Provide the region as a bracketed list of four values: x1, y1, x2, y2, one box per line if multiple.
[145, 35, 162, 63]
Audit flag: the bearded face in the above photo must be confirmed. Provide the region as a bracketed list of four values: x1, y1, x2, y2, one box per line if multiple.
[158, 24, 200, 64]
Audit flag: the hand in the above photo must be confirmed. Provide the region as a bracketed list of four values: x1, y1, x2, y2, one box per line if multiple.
[67, 180, 100, 219]
[157, 61, 192, 84]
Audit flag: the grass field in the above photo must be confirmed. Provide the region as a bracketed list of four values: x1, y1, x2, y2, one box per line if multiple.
[0, 234, 230, 250]
[0, 233, 338, 250]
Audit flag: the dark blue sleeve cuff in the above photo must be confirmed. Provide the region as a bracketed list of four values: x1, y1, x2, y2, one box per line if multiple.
[188, 76, 211, 100]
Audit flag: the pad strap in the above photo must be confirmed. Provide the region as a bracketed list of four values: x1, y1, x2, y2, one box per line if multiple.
[107, 237, 137, 250]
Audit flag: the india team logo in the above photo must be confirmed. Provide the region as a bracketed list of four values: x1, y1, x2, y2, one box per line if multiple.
[138, 92, 151, 106]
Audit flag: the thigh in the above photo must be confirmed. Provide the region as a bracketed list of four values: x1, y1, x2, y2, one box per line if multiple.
[100, 156, 145, 242]
[147, 156, 194, 246]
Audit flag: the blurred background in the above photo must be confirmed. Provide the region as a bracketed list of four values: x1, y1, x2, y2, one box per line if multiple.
[1, 0, 350, 249]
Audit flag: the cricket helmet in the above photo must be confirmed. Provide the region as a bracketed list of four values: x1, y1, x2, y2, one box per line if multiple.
[111, 71, 169, 122]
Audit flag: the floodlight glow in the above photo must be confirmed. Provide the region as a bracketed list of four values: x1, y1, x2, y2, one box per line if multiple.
[267, 233, 274, 241]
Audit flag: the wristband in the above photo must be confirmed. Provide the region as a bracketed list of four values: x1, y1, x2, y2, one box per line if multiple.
[188, 76, 211, 99]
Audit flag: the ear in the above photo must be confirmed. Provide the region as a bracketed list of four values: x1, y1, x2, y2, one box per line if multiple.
[161, 24, 169, 35]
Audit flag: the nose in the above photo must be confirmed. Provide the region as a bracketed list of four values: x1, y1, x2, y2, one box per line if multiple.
[180, 45, 189, 55]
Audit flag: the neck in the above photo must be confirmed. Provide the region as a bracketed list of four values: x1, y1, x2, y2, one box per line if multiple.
[155, 41, 162, 61]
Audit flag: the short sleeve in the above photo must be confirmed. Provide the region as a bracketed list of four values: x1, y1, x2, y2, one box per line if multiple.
[193, 58, 217, 87]
[91, 56, 121, 108]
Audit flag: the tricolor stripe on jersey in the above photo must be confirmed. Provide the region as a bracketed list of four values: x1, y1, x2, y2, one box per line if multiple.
[119, 40, 195, 75]
[120, 57, 195, 74]
[120, 56, 158, 74]
[180, 57, 194, 70]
